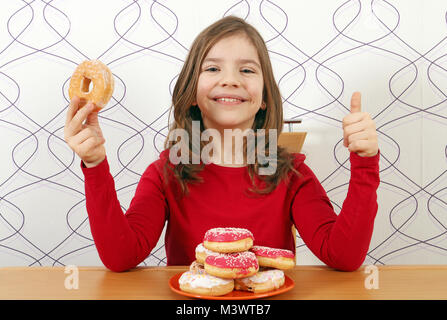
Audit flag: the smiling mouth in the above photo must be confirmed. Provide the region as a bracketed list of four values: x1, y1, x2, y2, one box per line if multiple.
[213, 97, 245, 105]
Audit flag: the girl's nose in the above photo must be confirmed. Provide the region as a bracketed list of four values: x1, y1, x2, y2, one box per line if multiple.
[219, 70, 241, 87]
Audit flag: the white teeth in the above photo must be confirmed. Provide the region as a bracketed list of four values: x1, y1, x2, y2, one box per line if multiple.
[216, 98, 241, 102]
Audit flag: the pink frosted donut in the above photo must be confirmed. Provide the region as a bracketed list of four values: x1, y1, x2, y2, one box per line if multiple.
[250, 245, 295, 270]
[204, 251, 259, 279]
[203, 227, 254, 253]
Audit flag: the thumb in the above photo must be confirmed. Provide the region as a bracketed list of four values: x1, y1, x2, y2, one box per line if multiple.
[350, 91, 362, 113]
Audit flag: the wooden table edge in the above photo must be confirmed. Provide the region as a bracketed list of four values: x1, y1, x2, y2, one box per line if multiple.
[1, 264, 446, 272]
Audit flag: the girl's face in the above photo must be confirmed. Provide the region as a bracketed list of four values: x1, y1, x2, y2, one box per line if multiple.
[196, 33, 264, 133]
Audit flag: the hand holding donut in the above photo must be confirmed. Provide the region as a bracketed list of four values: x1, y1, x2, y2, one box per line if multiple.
[64, 96, 106, 168]
[342, 92, 378, 157]
[64, 60, 114, 168]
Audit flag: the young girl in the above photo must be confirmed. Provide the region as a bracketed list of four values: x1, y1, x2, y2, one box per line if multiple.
[64, 16, 379, 272]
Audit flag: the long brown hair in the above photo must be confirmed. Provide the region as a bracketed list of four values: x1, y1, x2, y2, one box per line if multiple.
[163, 16, 298, 195]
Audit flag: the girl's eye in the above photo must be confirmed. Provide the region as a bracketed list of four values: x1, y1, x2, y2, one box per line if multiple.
[241, 68, 255, 74]
[204, 67, 219, 72]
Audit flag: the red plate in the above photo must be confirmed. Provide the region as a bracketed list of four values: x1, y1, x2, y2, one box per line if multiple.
[168, 272, 295, 300]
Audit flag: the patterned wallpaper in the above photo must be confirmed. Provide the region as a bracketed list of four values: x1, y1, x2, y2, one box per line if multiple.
[0, 0, 446, 268]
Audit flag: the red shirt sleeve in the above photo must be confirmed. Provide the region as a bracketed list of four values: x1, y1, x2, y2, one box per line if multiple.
[82, 157, 167, 272]
[292, 151, 380, 271]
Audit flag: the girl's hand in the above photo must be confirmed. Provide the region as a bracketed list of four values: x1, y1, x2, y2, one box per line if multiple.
[64, 96, 106, 168]
[342, 92, 378, 157]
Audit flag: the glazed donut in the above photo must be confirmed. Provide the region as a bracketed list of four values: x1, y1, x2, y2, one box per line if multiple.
[234, 269, 285, 293]
[178, 271, 234, 296]
[195, 242, 219, 264]
[204, 251, 259, 279]
[250, 245, 295, 270]
[203, 227, 254, 253]
[68, 60, 114, 111]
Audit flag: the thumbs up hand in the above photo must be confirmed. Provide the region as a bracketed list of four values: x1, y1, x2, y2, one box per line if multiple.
[342, 92, 378, 157]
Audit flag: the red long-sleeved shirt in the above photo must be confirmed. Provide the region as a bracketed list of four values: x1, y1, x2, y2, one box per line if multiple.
[82, 150, 380, 272]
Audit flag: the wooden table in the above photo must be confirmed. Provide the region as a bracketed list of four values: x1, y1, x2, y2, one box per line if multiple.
[0, 265, 446, 300]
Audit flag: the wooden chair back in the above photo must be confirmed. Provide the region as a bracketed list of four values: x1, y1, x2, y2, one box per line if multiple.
[278, 119, 306, 261]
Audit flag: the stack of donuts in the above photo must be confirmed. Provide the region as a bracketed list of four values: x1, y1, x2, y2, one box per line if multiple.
[178, 227, 295, 296]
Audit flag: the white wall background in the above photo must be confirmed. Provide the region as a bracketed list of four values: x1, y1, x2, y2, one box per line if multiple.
[0, 0, 446, 268]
